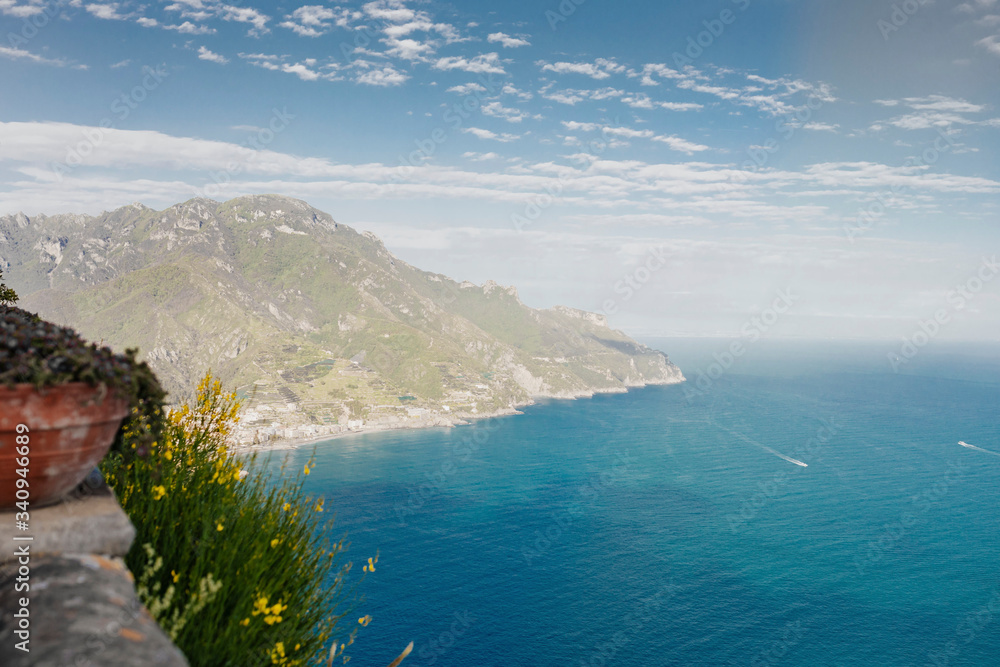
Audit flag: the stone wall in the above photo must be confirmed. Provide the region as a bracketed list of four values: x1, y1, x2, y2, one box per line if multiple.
[0, 481, 188, 666]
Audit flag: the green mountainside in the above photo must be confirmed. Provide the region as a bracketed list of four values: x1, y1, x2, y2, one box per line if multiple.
[0, 195, 683, 442]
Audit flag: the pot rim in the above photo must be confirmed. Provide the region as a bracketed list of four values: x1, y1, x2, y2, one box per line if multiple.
[0, 381, 129, 407]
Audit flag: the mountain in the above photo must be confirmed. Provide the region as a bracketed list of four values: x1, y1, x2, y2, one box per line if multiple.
[0, 195, 683, 442]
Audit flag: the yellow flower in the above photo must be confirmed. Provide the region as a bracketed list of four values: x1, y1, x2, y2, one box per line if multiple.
[252, 595, 270, 616]
[217, 522, 224, 532]
[283, 503, 291, 512]
[358, 615, 371, 627]
[240, 618, 250, 627]
[264, 601, 286, 625]
[270, 641, 286, 665]
[164, 449, 173, 461]
[270, 538, 280, 548]
[152, 485, 167, 501]
[171, 570, 180, 583]
[364, 553, 379, 572]
[315, 498, 324, 513]
[303, 464, 311, 476]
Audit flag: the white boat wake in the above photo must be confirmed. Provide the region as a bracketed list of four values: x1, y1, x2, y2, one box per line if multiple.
[958, 441, 1000, 457]
[712, 421, 808, 467]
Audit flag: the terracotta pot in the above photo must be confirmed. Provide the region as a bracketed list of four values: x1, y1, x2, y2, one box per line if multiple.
[0, 383, 129, 510]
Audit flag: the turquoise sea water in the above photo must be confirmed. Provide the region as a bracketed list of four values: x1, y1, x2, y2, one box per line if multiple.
[276, 340, 1000, 666]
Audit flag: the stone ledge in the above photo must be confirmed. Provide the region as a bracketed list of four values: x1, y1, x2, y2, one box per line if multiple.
[0, 476, 188, 666]
[0, 554, 188, 666]
[0, 479, 134, 563]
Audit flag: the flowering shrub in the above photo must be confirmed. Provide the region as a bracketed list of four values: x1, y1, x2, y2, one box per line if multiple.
[102, 373, 367, 666]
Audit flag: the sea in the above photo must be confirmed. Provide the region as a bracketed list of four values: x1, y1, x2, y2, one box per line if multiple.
[271, 338, 1000, 666]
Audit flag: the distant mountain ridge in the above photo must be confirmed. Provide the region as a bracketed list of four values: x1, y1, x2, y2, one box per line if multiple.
[0, 195, 683, 437]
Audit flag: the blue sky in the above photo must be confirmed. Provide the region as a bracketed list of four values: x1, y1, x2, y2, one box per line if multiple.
[1, 0, 999, 341]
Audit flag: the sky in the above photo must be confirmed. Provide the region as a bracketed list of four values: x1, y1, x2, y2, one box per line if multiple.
[1, 0, 999, 342]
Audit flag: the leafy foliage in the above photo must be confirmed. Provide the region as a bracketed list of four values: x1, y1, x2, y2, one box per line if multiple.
[0, 304, 166, 455]
[102, 373, 367, 666]
[0, 268, 17, 306]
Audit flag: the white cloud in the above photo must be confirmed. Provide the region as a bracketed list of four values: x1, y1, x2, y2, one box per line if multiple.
[633, 63, 685, 86]
[362, 0, 416, 24]
[137, 15, 214, 33]
[239, 52, 334, 81]
[502, 83, 533, 101]
[870, 95, 994, 131]
[539, 58, 625, 80]
[220, 4, 270, 36]
[542, 90, 584, 105]
[956, 0, 999, 13]
[562, 121, 601, 132]
[563, 121, 710, 154]
[487, 32, 530, 48]
[447, 83, 486, 95]
[650, 135, 711, 154]
[481, 101, 536, 123]
[904, 95, 985, 113]
[0, 0, 47, 17]
[0, 45, 70, 67]
[433, 53, 505, 74]
[279, 5, 337, 37]
[197, 46, 228, 64]
[2, 121, 999, 255]
[802, 122, 839, 132]
[355, 65, 409, 86]
[977, 34, 1000, 55]
[463, 127, 519, 142]
[563, 213, 710, 227]
[658, 102, 704, 111]
[462, 151, 501, 161]
[85, 2, 126, 20]
[602, 127, 653, 140]
[350, 0, 464, 65]
[281, 62, 320, 81]
[621, 94, 654, 109]
[384, 37, 436, 61]
[240, 52, 281, 71]
[171, 21, 214, 34]
[540, 86, 624, 105]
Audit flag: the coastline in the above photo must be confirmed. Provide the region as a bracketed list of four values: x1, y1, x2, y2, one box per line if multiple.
[236, 405, 524, 453]
[234, 375, 685, 454]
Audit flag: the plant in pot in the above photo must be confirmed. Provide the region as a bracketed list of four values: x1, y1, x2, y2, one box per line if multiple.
[0, 276, 166, 510]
